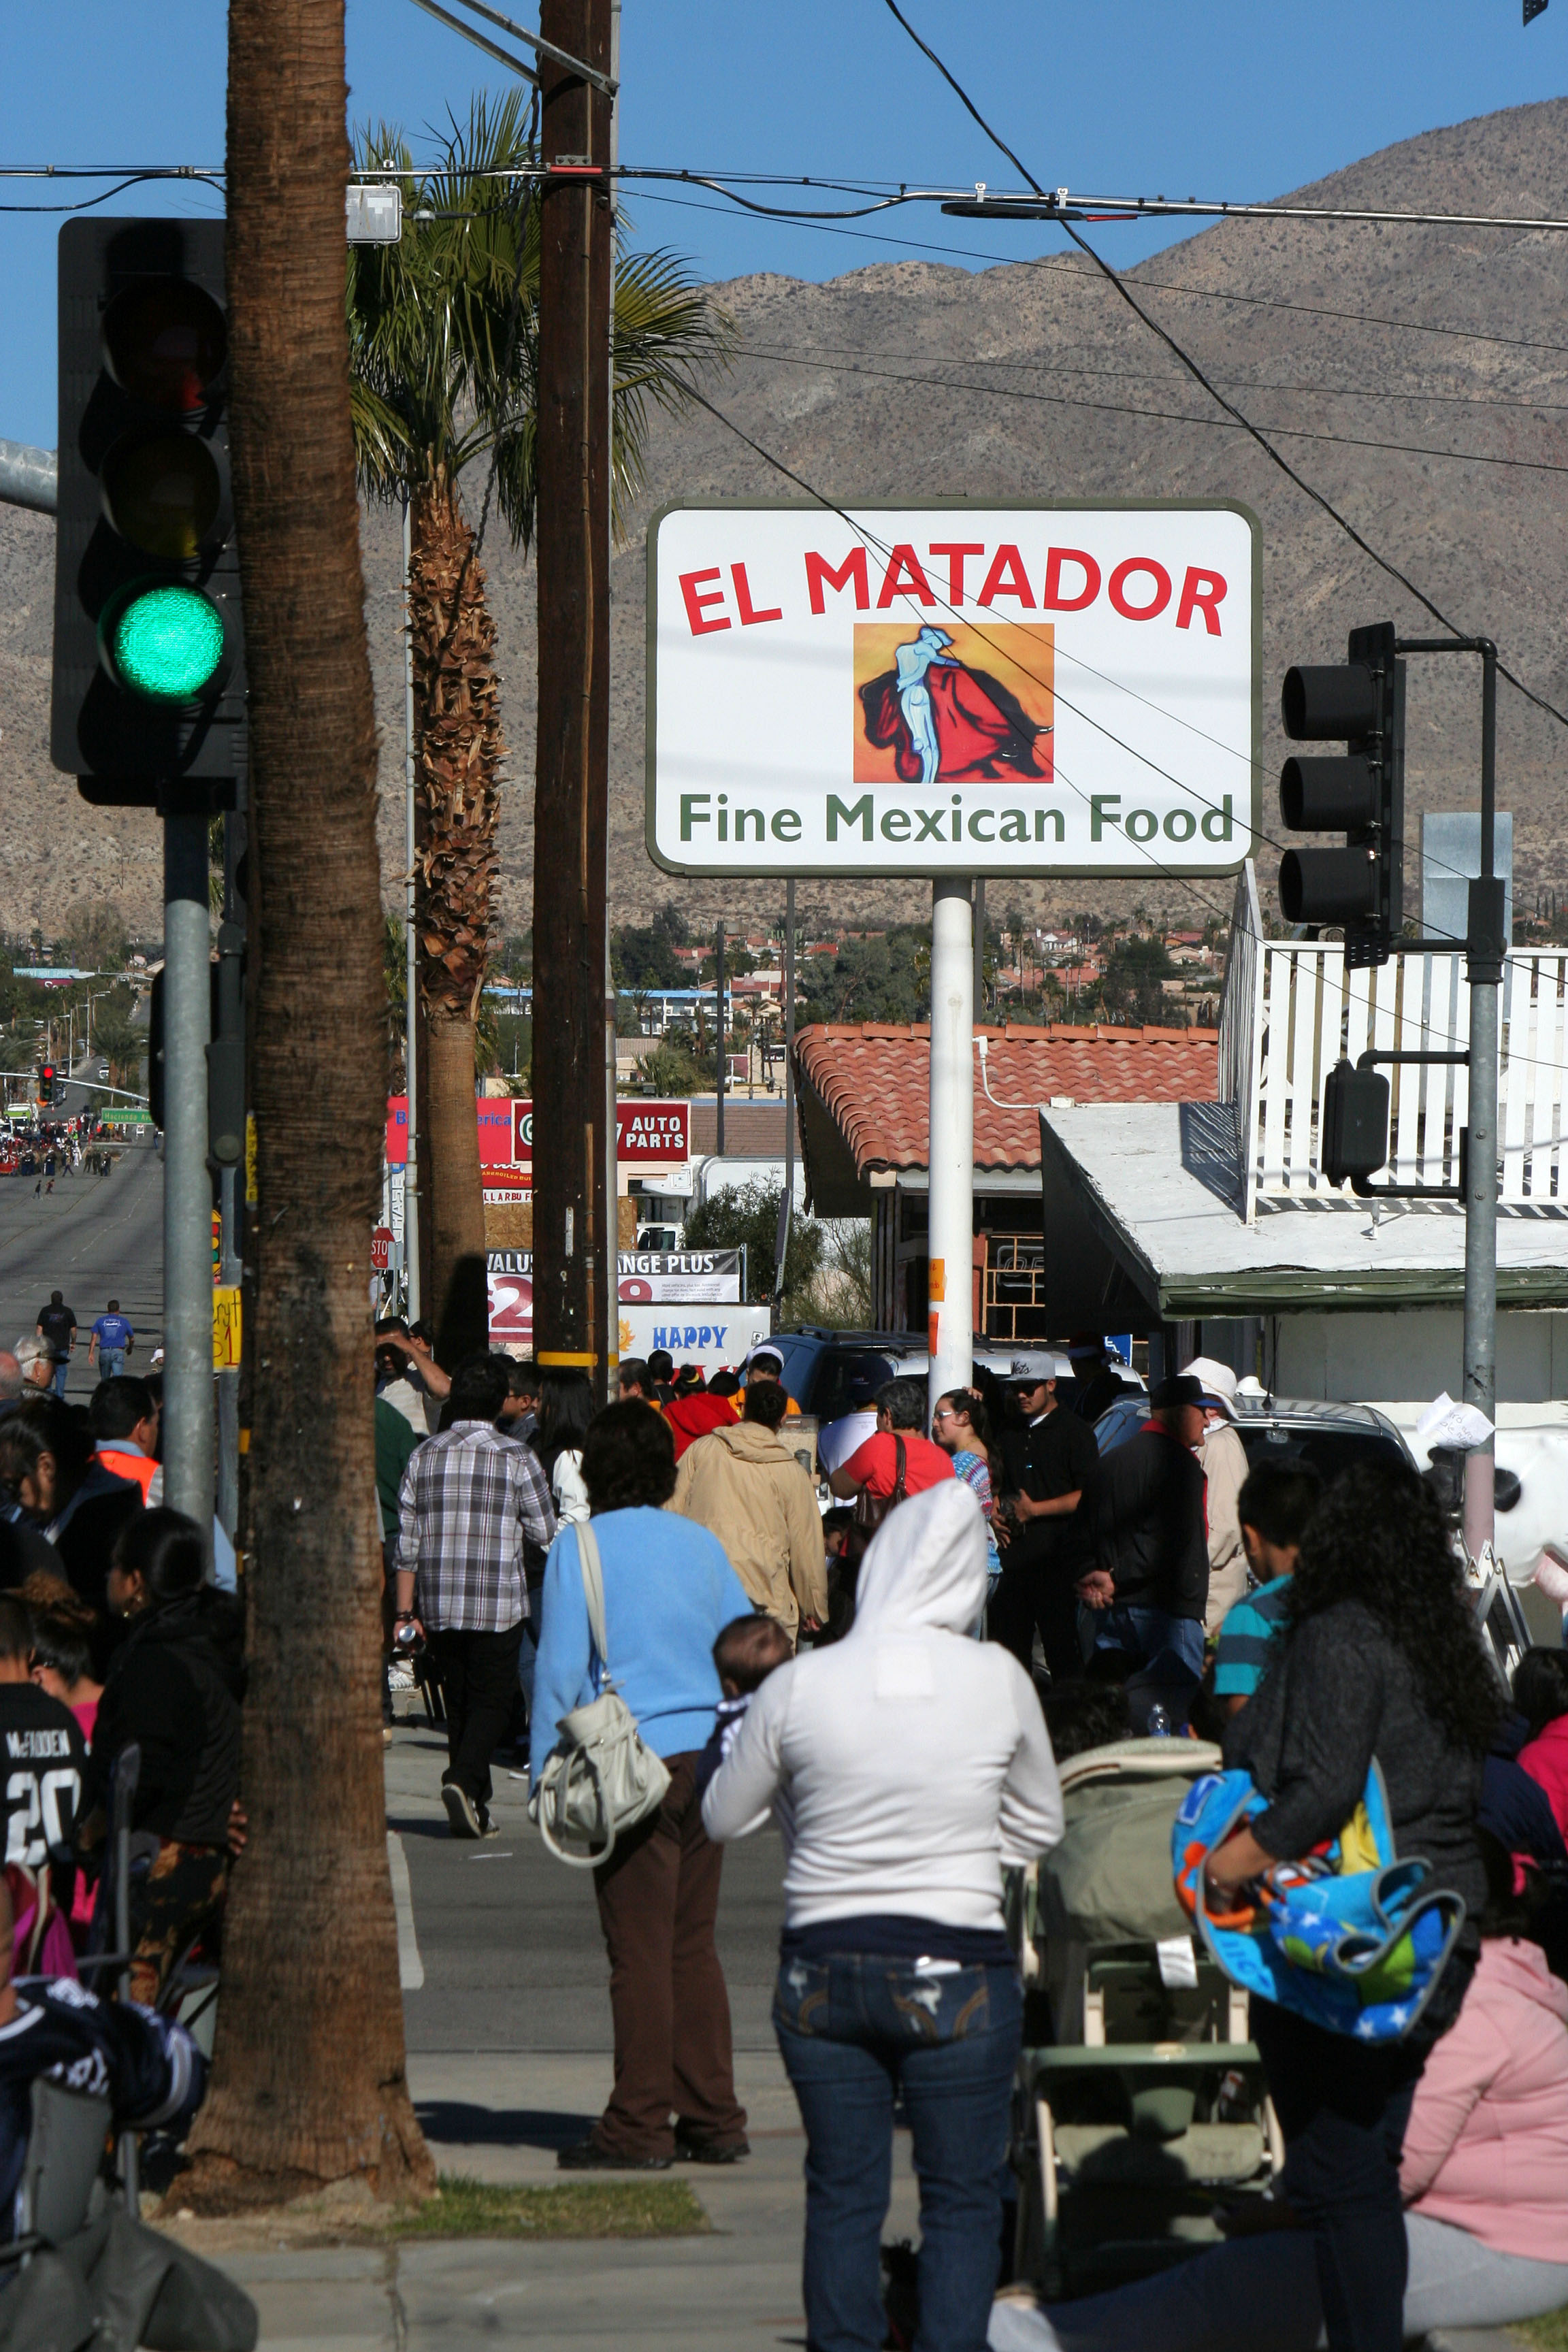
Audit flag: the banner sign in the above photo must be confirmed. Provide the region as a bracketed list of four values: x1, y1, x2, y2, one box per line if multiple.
[488, 1248, 742, 1302]
[487, 1250, 751, 1353]
[647, 501, 1259, 879]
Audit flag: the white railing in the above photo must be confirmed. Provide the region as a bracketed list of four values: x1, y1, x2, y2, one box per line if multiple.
[1217, 863, 1264, 1216]
[1217, 868, 1568, 1219]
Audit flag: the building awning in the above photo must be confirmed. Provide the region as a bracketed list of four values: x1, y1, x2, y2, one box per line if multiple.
[1040, 1101, 1568, 1322]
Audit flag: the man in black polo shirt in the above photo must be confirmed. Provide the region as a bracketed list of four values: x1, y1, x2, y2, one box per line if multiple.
[992, 1363, 1099, 1681]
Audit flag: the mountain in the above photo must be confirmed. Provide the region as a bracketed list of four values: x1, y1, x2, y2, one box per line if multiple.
[7, 95, 1568, 941]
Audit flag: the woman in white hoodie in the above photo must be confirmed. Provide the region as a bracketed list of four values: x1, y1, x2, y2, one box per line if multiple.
[704, 1480, 1063, 2352]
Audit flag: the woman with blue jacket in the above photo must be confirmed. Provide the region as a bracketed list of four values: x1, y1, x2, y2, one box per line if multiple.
[529, 1399, 752, 2170]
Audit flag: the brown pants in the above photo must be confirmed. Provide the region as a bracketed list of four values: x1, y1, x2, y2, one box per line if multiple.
[591, 1750, 746, 2158]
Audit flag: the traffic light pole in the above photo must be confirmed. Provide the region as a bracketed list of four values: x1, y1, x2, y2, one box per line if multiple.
[162, 812, 214, 1539]
[1394, 639, 1503, 1562]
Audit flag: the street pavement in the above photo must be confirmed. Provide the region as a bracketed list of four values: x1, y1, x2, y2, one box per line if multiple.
[213, 1715, 921, 2349]
[0, 1128, 163, 1390]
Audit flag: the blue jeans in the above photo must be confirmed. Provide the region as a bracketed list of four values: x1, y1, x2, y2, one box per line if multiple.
[50, 1360, 69, 1398]
[97, 1350, 125, 1383]
[774, 1950, 1021, 2352]
[1094, 1601, 1205, 1678]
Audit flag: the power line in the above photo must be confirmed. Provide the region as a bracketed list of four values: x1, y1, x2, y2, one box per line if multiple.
[877, 0, 1568, 741]
[630, 184, 1568, 370]
[740, 336, 1568, 416]
[730, 341, 1568, 481]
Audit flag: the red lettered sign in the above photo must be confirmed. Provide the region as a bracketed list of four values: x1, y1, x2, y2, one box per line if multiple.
[370, 1227, 392, 1272]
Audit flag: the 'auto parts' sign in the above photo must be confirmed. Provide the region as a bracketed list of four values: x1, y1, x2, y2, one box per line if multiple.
[648, 502, 1258, 879]
[510, 1099, 689, 1164]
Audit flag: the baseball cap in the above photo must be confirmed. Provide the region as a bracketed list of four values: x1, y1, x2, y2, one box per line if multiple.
[1149, 1374, 1205, 1410]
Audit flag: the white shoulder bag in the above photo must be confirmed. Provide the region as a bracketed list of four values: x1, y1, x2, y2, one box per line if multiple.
[529, 1518, 671, 1867]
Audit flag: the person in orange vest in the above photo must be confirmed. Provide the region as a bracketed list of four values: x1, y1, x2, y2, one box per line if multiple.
[88, 1377, 160, 1502]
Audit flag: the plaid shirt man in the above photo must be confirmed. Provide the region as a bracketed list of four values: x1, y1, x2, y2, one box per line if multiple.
[397, 1422, 557, 1633]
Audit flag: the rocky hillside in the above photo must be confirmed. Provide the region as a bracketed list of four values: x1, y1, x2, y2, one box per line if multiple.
[6, 95, 1568, 938]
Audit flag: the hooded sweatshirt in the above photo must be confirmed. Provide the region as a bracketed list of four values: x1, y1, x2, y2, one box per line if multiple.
[702, 1481, 1063, 1931]
[1399, 1935, 1568, 2258]
[672, 1418, 828, 1640]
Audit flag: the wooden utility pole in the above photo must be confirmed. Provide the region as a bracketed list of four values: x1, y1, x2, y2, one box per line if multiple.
[533, 0, 614, 1401]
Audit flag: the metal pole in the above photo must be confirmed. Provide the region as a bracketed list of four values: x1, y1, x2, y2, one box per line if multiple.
[162, 813, 214, 1541]
[1463, 644, 1501, 1563]
[217, 1164, 240, 1539]
[773, 881, 796, 1327]
[973, 877, 985, 1020]
[402, 495, 422, 1326]
[928, 879, 974, 1421]
[715, 921, 725, 1157]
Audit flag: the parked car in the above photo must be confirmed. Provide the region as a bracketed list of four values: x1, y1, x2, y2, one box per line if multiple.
[1094, 1386, 1414, 1486]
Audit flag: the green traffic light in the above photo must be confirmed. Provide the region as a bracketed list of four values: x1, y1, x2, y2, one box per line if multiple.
[107, 585, 225, 703]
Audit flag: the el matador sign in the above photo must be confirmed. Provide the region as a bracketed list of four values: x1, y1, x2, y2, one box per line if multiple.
[647, 502, 1260, 879]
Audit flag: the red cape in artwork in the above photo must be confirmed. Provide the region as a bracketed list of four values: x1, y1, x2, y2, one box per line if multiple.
[859, 661, 1052, 783]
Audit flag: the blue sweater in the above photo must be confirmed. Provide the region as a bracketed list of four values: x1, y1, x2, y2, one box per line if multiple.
[528, 1507, 752, 1782]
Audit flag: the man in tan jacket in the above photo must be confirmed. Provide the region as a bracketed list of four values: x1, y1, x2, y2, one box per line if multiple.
[1183, 1355, 1251, 1637]
[672, 1381, 828, 1644]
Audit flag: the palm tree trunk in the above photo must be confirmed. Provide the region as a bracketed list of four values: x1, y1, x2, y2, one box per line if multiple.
[408, 470, 502, 1360]
[184, 0, 432, 2206]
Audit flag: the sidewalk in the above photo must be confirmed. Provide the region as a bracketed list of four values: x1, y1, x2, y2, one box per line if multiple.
[202, 1718, 919, 2347]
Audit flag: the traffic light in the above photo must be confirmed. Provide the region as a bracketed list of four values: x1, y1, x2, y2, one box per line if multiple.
[1277, 621, 1404, 969]
[36, 1064, 56, 1109]
[52, 218, 245, 808]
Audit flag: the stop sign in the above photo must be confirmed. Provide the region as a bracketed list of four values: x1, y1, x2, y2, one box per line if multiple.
[371, 1226, 393, 1272]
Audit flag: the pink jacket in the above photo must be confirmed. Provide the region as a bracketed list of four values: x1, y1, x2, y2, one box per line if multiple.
[1399, 1936, 1568, 2258]
[1519, 1715, 1568, 1847]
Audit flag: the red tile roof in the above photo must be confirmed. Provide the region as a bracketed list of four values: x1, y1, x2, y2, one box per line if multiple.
[795, 1019, 1218, 1175]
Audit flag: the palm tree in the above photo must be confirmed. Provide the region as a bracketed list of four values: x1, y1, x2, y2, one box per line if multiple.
[348, 93, 730, 1343]
[184, 0, 432, 2207]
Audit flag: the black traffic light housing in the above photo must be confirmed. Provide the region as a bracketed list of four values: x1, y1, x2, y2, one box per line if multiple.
[1321, 1060, 1391, 1188]
[52, 217, 245, 810]
[1278, 621, 1403, 969]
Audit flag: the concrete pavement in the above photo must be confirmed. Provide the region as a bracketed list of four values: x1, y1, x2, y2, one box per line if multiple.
[210, 1713, 921, 2349]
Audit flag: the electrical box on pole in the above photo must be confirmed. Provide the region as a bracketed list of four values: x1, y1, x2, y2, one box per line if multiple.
[1278, 621, 1403, 969]
[52, 216, 246, 810]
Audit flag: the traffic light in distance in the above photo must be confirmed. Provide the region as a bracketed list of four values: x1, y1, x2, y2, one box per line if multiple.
[35, 1064, 55, 1109]
[1321, 1058, 1390, 1189]
[1278, 621, 1404, 970]
[52, 218, 245, 808]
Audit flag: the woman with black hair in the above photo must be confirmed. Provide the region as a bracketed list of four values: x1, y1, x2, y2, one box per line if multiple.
[77, 1509, 244, 2004]
[1203, 1460, 1501, 2352]
[532, 1368, 593, 1526]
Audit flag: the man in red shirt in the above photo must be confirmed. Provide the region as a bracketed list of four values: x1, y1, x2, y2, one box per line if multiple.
[828, 1377, 955, 1502]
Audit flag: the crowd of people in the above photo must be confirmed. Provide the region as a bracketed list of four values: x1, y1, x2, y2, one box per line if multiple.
[369, 1325, 1568, 2352]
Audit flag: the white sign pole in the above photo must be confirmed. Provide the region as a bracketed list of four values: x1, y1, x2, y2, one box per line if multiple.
[928, 879, 975, 1421]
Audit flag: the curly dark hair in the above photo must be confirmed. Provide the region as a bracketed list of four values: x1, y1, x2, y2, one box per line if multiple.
[581, 1400, 676, 1514]
[1285, 1459, 1503, 1755]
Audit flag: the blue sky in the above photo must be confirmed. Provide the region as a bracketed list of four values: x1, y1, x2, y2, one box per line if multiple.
[2, 0, 1567, 449]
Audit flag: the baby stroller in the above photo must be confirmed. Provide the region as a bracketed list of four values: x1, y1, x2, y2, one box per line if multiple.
[1008, 1739, 1283, 2299]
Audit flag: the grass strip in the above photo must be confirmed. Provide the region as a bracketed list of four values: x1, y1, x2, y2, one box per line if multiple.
[1518, 2316, 1568, 2352]
[382, 2172, 710, 2240]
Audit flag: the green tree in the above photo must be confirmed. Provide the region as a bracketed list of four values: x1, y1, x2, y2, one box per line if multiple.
[348, 97, 729, 1341]
[685, 1179, 823, 1310]
[1100, 935, 1182, 1026]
